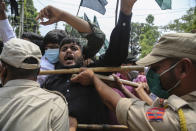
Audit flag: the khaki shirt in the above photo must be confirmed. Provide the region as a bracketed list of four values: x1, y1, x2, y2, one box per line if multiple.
[0, 79, 69, 131]
[116, 91, 196, 131]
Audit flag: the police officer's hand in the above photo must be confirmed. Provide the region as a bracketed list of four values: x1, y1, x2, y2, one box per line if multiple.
[36, 5, 63, 25]
[71, 68, 94, 86]
[136, 82, 150, 94]
[0, 0, 7, 20]
[136, 83, 153, 105]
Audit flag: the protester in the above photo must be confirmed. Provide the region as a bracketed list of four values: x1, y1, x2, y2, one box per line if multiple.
[42, 38, 110, 130]
[0, 38, 69, 131]
[41, 0, 137, 130]
[74, 33, 196, 131]
[37, 7, 106, 84]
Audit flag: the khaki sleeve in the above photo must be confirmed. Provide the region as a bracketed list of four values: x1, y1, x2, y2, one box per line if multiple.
[116, 98, 180, 131]
[51, 96, 69, 131]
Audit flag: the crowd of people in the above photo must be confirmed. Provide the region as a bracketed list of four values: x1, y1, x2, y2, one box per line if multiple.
[0, 0, 196, 131]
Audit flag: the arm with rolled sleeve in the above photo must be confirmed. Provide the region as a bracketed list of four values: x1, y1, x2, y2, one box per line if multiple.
[0, 19, 16, 43]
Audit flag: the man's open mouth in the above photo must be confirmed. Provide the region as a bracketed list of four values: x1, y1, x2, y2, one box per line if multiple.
[64, 55, 74, 61]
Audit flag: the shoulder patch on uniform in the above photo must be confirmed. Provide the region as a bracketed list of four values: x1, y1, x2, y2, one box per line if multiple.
[146, 107, 165, 122]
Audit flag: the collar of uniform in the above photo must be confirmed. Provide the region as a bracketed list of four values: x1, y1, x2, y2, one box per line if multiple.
[4, 79, 40, 88]
[180, 91, 196, 109]
[165, 95, 192, 111]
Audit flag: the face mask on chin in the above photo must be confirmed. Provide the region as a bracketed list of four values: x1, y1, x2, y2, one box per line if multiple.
[44, 49, 59, 64]
[146, 61, 181, 99]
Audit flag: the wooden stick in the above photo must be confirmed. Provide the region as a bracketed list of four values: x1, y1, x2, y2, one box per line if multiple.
[39, 66, 144, 75]
[95, 74, 139, 87]
[77, 124, 128, 130]
[71, 73, 139, 87]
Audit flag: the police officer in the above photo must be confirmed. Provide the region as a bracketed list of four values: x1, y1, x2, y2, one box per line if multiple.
[0, 38, 69, 131]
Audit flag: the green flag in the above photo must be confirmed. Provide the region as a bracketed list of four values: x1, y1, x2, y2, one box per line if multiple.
[80, 0, 108, 15]
[155, 0, 171, 10]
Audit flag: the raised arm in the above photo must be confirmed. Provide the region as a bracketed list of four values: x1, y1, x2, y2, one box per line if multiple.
[95, 0, 137, 66]
[0, 1, 16, 43]
[36, 6, 105, 59]
[36, 5, 91, 33]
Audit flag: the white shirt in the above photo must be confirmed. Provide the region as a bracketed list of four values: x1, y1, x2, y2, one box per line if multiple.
[37, 55, 55, 85]
[0, 19, 16, 43]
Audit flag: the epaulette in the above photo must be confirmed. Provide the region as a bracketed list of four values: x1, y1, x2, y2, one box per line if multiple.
[167, 95, 189, 111]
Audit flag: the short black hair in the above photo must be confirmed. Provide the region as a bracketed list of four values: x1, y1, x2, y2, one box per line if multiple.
[60, 37, 82, 49]
[43, 29, 68, 47]
[22, 32, 44, 54]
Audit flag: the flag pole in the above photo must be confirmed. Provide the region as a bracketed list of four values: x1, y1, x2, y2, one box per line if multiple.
[76, 0, 82, 16]
[115, 0, 120, 25]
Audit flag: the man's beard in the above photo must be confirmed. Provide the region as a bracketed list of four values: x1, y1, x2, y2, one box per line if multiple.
[55, 56, 84, 69]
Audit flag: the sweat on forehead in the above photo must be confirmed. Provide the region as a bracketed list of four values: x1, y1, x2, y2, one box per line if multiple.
[60, 37, 82, 49]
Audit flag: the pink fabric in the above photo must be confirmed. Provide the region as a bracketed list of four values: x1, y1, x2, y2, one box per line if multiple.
[115, 73, 137, 96]
[133, 74, 147, 83]
[109, 74, 147, 126]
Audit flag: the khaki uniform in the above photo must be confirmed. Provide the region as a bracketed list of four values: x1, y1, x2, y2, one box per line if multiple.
[0, 79, 69, 131]
[116, 91, 196, 131]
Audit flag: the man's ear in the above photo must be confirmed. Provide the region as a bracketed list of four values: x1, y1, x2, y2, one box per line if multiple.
[0, 63, 7, 85]
[175, 58, 192, 79]
[0, 62, 5, 77]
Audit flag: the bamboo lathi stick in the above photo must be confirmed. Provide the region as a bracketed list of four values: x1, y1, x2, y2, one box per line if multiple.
[39, 66, 144, 75]
[71, 73, 139, 87]
[77, 124, 128, 130]
[95, 74, 139, 87]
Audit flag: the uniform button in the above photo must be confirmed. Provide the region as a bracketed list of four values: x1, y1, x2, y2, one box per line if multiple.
[122, 22, 126, 26]
[67, 89, 70, 92]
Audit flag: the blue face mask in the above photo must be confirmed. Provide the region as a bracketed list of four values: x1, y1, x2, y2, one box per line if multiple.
[146, 62, 181, 99]
[44, 49, 59, 64]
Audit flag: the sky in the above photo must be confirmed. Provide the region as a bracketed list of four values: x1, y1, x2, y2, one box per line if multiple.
[33, 0, 196, 39]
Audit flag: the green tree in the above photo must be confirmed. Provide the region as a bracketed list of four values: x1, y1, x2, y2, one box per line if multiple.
[23, 0, 39, 34]
[129, 22, 143, 57]
[130, 15, 160, 58]
[165, 7, 196, 32]
[8, 0, 40, 37]
[139, 15, 160, 58]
